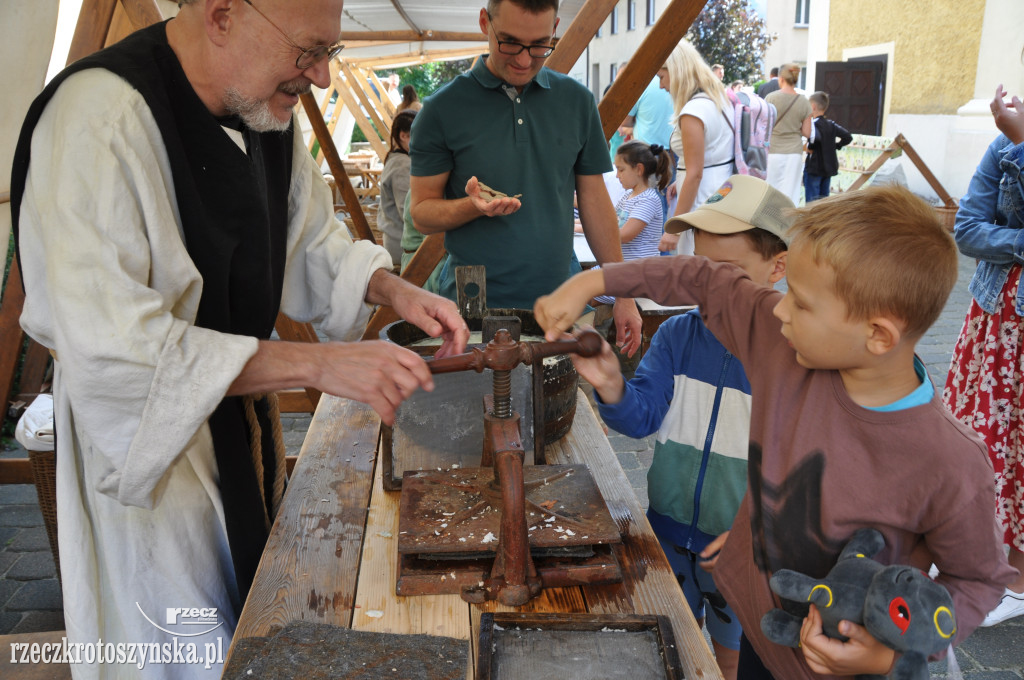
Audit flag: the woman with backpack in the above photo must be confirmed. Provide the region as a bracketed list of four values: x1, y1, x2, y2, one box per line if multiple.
[765, 63, 812, 205]
[657, 40, 735, 256]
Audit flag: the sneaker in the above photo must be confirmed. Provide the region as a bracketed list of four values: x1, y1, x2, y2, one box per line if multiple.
[981, 588, 1024, 627]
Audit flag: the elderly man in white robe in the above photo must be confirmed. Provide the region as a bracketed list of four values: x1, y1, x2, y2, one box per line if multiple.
[11, 1, 469, 677]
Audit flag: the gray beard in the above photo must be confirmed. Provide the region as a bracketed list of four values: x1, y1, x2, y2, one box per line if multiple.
[223, 87, 291, 133]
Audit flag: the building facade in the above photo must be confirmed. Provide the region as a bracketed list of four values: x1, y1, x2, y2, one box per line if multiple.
[807, 0, 1024, 200]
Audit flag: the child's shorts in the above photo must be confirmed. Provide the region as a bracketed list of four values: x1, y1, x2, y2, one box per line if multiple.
[656, 534, 743, 650]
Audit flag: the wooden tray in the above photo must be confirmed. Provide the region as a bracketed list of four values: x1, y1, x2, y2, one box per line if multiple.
[476, 612, 684, 680]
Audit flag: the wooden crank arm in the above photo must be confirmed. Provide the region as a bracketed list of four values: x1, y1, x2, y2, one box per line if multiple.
[521, 329, 603, 364]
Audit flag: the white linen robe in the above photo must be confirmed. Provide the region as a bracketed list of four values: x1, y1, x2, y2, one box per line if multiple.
[17, 69, 391, 680]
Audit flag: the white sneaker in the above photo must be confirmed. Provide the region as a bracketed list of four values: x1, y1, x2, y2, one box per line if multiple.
[981, 588, 1024, 627]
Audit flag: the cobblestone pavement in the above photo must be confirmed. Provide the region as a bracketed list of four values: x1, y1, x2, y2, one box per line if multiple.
[2, 252, 1022, 677]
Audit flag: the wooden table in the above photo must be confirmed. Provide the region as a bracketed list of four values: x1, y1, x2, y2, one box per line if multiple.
[342, 155, 382, 200]
[229, 391, 723, 680]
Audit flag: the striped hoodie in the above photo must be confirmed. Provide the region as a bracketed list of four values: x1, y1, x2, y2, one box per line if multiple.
[598, 309, 749, 554]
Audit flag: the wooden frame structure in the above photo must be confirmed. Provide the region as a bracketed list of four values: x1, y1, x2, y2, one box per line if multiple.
[844, 133, 958, 206]
[840, 133, 959, 231]
[3, 0, 712, 422]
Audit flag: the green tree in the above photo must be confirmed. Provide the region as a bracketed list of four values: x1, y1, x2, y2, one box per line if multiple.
[686, 0, 775, 85]
[381, 59, 475, 101]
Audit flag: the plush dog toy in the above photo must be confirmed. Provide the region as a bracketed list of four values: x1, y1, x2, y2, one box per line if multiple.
[760, 528, 956, 680]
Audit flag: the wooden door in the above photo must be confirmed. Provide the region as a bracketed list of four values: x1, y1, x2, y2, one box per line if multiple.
[814, 61, 884, 135]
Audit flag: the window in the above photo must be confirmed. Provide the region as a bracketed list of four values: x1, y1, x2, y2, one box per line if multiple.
[794, 0, 810, 26]
[592, 64, 601, 99]
[646, 0, 655, 26]
[627, 0, 636, 30]
[610, 6, 618, 34]
[596, 25, 602, 38]
[797, 63, 807, 89]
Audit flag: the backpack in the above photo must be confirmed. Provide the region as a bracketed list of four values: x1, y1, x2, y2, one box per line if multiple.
[726, 89, 776, 179]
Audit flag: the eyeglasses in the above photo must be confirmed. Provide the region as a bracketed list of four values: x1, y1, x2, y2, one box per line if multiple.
[243, 0, 344, 70]
[486, 13, 555, 59]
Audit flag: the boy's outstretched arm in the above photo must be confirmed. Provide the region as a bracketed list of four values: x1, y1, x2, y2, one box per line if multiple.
[798, 604, 896, 676]
[535, 268, 607, 340]
[567, 330, 626, 404]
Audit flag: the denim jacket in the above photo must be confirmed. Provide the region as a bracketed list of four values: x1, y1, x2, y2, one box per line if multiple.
[955, 135, 1024, 314]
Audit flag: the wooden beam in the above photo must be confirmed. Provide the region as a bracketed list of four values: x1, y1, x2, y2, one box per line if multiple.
[299, 91, 377, 244]
[272, 316, 322, 413]
[66, 0, 118, 64]
[105, 3, 135, 46]
[339, 30, 485, 42]
[846, 144, 896, 192]
[105, 0, 163, 45]
[341, 62, 391, 142]
[17, 342, 51, 402]
[544, 0, 618, 75]
[339, 40, 417, 49]
[277, 388, 315, 415]
[351, 65, 393, 131]
[389, 0, 421, 34]
[894, 135, 957, 207]
[308, 80, 336, 154]
[333, 73, 389, 159]
[69, 0, 162, 63]
[360, 234, 446, 341]
[0, 260, 27, 422]
[315, 92, 346, 168]
[597, 0, 706, 140]
[310, 60, 345, 165]
[367, 69, 398, 120]
[120, 0, 163, 30]
[347, 46, 486, 70]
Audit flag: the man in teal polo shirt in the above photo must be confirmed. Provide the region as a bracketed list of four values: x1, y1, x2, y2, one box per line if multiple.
[409, 0, 641, 355]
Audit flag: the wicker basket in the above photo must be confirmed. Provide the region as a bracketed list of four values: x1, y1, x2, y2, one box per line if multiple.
[340, 205, 382, 245]
[934, 202, 958, 233]
[28, 449, 61, 586]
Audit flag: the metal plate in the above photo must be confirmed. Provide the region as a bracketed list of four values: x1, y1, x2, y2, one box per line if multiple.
[476, 613, 683, 680]
[395, 545, 622, 596]
[397, 464, 621, 556]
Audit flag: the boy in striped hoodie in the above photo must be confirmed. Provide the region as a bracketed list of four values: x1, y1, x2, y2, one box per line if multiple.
[571, 175, 792, 680]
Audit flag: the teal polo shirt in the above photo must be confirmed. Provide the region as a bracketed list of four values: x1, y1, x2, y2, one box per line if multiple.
[410, 57, 611, 310]
[628, 76, 675, 149]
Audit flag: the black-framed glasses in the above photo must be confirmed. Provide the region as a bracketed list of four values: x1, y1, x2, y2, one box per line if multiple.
[486, 13, 555, 58]
[243, 0, 344, 70]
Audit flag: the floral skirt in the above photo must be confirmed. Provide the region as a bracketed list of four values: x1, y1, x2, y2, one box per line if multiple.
[944, 264, 1024, 549]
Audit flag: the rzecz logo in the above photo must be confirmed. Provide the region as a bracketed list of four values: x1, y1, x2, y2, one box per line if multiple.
[135, 604, 223, 637]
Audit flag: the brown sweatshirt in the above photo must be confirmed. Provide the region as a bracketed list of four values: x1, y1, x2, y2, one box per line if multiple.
[603, 256, 1015, 680]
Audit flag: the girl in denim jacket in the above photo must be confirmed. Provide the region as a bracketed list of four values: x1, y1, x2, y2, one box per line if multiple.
[944, 84, 1024, 627]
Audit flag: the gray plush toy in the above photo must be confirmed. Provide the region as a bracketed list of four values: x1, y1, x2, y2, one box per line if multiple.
[760, 528, 956, 680]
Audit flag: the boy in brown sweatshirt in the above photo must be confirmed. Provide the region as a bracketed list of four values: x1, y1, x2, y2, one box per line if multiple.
[534, 183, 1016, 679]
